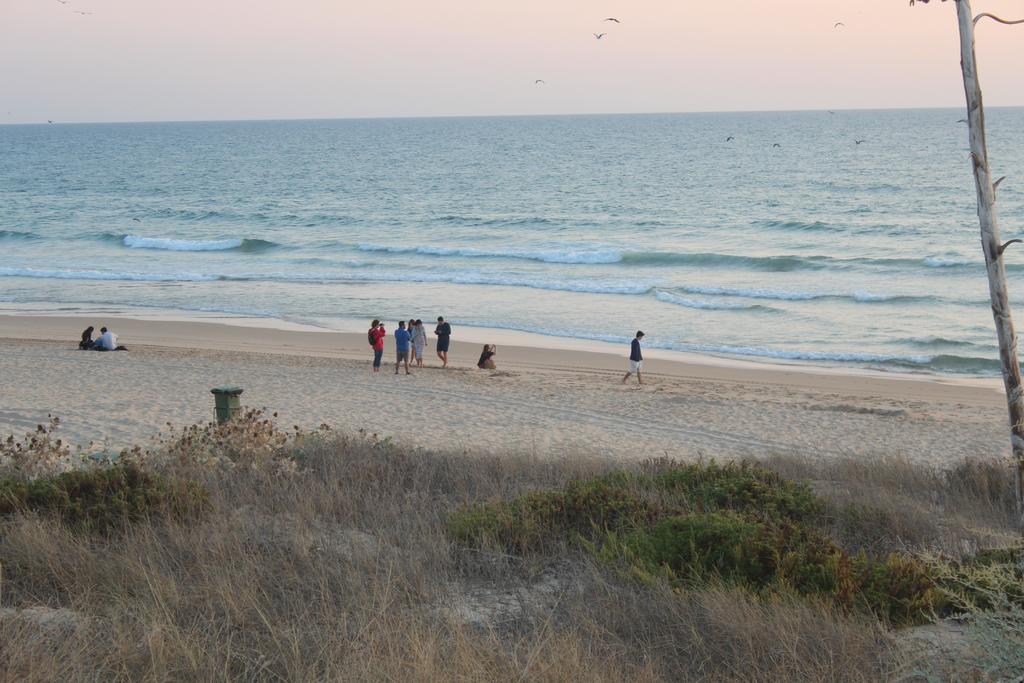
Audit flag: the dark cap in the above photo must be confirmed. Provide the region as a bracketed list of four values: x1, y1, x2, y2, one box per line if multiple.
[437, 316, 444, 321]
[636, 331, 645, 338]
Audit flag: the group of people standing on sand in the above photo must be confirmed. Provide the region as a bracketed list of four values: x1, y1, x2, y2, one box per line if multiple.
[368, 316, 459, 375]
[368, 318, 646, 383]
[78, 325, 128, 352]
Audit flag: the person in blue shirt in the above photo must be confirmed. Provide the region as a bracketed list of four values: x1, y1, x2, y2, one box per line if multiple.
[622, 331, 645, 385]
[394, 320, 413, 375]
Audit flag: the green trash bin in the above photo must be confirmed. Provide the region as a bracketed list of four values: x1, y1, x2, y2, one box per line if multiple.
[211, 386, 244, 424]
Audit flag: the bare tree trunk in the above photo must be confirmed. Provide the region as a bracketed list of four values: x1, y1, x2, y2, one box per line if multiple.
[955, 0, 1024, 525]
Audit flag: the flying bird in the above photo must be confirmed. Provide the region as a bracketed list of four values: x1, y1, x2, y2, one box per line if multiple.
[726, 136, 735, 142]
[534, 79, 545, 85]
[772, 143, 781, 148]
[827, 110, 836, 114]
[594, 33, 606, 39]
[834, 22, 845, 28]
[958, 118, 968, 123]
[74, 10, 92, 14]
[56, 0, 69, 4]
[854, 140, 866, 145]
[604, 18, 620, 23]
[47, 120, 53, 124]
[132, 218, 141, 223]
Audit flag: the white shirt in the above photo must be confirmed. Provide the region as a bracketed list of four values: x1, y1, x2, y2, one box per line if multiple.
[99, 330, 117, 350]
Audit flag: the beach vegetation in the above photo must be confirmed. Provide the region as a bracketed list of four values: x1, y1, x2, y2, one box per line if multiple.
[0, 464, 207, 532]
[0, 415, 75, 479]
[1, 411, 1020, 680]
[448, 463, 944, 626]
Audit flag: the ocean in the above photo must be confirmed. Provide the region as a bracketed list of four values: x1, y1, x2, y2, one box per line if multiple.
[2, 109, 1024, 375]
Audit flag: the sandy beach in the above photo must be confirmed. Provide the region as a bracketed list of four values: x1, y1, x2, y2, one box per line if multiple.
[0, 312, 1009, 466]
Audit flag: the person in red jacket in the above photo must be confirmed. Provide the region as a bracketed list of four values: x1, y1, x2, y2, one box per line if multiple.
[368, 319, 387, 373]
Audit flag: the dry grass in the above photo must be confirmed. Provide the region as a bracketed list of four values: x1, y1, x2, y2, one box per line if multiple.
[762, 454, 1020, 557]
[0, 421, 915, 682]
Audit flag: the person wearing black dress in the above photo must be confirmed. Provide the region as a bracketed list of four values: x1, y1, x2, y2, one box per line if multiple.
[79, 326, 95, 349]
[477, 344, 496, 370]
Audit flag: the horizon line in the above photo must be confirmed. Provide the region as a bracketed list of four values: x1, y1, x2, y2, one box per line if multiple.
[0, 103, 1003, 128]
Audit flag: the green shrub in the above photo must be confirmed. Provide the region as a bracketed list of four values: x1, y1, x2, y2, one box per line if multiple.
[650, 461, 822, 522]
[447, 462, 947, 626]
[447, 461, 821, 552]
[854, 553, 946, 625]
[448, 478, 652, 552]
[622, 513, 780, 588]
[601, 513, 939, 626]
[0, 464, 207, 532]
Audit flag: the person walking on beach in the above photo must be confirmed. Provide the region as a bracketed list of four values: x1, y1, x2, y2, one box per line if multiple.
[368, 319, 386, 373]
[622, 331, 645, 385]
[394, 320, 412, 375]
[435, 316, 452, 368]
[410, 319, 427, 367]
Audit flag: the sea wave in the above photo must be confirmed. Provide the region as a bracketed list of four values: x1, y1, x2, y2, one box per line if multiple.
[353, 243, 977, 273]
[755, 219, 836, 232]
[357, 244, 623, 264]
[898, 336, 983, 349]
[620, 252, 830, 271]
[429, 215, 558, 227]
[0, 267, 220, 282]
[0, 260, 953, 307]
[680, 342, 933, 366]
[120, 235, 280, 252]
[0, 266, 653, 295]
[923, 256, 972, 268]
[358, 244, 841, 270]
[0, 230, 39, 240]
[678, 285, 934, 304]
[654, 290, 773, 311]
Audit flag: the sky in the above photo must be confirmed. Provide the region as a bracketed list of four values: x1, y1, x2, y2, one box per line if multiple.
[2, 0, 1024, 124]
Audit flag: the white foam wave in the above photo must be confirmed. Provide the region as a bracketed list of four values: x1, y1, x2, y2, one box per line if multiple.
[852, 291, 899, 302]
[681, 342, 931, 365]
[266, 270, 652, 294]
[357, 243, 623, 264]
[123, 235, 244, 251]
[0, 266, 651, 295]
[924, 256, 971, 268]
[0, 267, 219, 282]
[680, 285, 823, 301]
[654, 290, 764, 310]
[681, 285, 915, 303]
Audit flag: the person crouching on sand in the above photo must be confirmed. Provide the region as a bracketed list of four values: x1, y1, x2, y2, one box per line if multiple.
[369, 319, 386, 373]
[394, 320, 412, 375]
[477, 344, 497, 370]
[622, 331, 644, 385]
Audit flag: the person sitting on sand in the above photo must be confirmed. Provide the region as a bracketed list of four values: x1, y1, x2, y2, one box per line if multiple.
[477, 344, 497, 370]
[394, 320, 412, 375]
[410, 319, 427, 367]
[79, 326, 96, 350]
[368, 319, 386, 373]
[435, 316, 452, 368]
[622, 331, 644, 385]
[94, 326, 128, 352]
